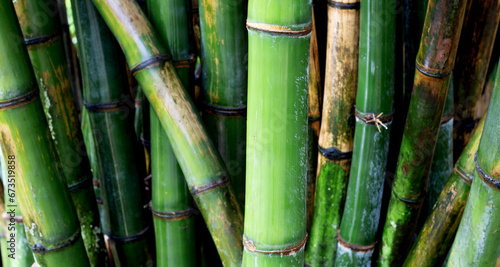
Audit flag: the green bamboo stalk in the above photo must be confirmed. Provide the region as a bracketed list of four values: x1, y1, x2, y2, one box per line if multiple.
[446, 64, 500, 266]
[425, 81, 454, 215]
[0, 0, 90, 264]
[0, 150, 35, 267]
[305, 0, 360, 265]
[71, 0, 154, 265]
[453, 0, 500, 161]
[198, 0, 248, 206]
[243, 1, 311, 266]
[12, 0, 107, 264]
[379, 0, 467, 265]
[146, 0, 197, 266]
[404, 115, 486, 267]
[334, 0, 395, 265]
[91, 0, 244, 265]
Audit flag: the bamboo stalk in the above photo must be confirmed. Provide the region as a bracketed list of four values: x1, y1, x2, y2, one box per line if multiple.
[71, 0, 154, 265]
[0, 0, 90, 264]
[404, 115, 486, 267]
[446, 64, 500, 266]
[305, 0, 360, 265]
[379, 0, 467, 265]
[334, 0, 395, 265]
[198, 0, 248, 206]
[90, 0, 244, 265]
[146, 0, 197, 265]
[243, 1, 311, 266]
[12, 0, 107, 264]
[453, 0, 500, 161]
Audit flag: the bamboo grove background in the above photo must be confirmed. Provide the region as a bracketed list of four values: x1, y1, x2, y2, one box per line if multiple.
[0, 0, 498, 266]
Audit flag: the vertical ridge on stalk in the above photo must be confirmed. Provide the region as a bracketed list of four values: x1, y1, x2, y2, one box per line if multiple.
[334, 0, 395, 265]
[379, 0, 467, 265]
[0, 0, 90, 264]
[243, 0, 311, 266]
[305, 0, 360, 265]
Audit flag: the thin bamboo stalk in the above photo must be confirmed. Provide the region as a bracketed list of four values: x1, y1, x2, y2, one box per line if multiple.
[305, 0, 360, 265]
[446, 64, 500, 266]
[453, 0, 500, 161]
[90, 0, 244, 265]
[198, 0, 248, 205]
[72, 0, 154, 265]
[146, 0, 197, 266]
[0, 0, 90, 264]
[243, 1, 311, 266]
[334, 0, 395, 265]
[378, 0, 467, 265]
[12, 0, 107, 263]
[404, 115, 486, 267]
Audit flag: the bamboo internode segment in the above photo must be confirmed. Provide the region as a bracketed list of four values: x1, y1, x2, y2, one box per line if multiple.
[379, 0, 468, 265]
[306, 0, 359, 265]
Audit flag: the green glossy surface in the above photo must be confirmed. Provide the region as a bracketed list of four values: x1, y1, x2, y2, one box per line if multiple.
[447, 57, 500, 267]
[72, 0, 152, 265]
[0, 1, 89, 265]
[199, 0, 248, 206]
[243, 0, 311, 262]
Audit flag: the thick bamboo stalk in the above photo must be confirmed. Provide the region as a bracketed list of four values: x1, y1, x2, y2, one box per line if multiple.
[0, 0, 89, 264]
[12, 0, 107, 264]
[243, 1, 311, 266]
[334, 0, 395, 265]
[146, 0, 197, 266]
[446, 64, 500, 266]
[198, 0, 248, 206]
[305, 0, 359, 265]
[404, 115, 486, 267]
[453, 0, 500, 160]
[90, 0, 244, 265]
[71, 0, 153, 265]
[0, 150, 35, 267]
[379, 0, 467, 265]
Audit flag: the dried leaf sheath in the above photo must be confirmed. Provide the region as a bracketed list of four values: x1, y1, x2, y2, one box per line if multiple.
[90, 0, 244, 265]
[0, 0, 89, 264]
[379, 0, 467, 265]
[305, 0, 360, 266]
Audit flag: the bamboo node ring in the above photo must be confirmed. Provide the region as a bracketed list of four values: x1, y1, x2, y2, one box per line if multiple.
[318, 145, 352, 161]
[130, 54, 172, 75]
[336, 230, 376, 253]
[475, 152, 500, 190]
[2, 212, 23, 224]
[84, 99, 127, 113]
[150, 201, 198, 221]
[243, 233, 308, 256]
[355, 109, 393, 132]
[327, 0, 360, 10]
[31, 228, 81, 254]
[202, 102, 247, 118]
[108, 226, 150, 243]
[454, 166, 473, 185]
[190, 175, 231, 196]
[246, 21, 312, 37]
[0, 89, 39, 110]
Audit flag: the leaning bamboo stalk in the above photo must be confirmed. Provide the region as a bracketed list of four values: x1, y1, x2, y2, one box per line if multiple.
[0, 0, 89, 264]
[453, 0, 500, 160]
[243, 0, 311, 266]
[71, 0, 154, 265]
[404, 114, 486, 267]
[379, 0, 467, 265]
[198, 0, 248, 205]
[446, 64, 500, 266]
[305, 0, 360, 265]
[0, 150, 35, 267]
[91, 0, 243, 265]
[334, 0, 395, 265]
[12, 0, 107, 263]
[146, 0, 197, 265]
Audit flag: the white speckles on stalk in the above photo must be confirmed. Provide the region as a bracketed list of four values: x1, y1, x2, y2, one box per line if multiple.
[39, 79, 57, 143]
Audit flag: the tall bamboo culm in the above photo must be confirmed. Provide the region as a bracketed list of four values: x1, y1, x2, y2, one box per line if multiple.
[12, 0, 107, 264]
[446, 63, 500, 266]
[0, 0, 89, 264]
[305, 0, 360, 265]
[379, 0, 467, 265]
[335, 0, 395, 265]
[199, 0, 248, 206]
[71, 0, 153, 265]
[91, 0, 244, 265]
[243, 0, 311, 266]
[404, 115, 486, 267]
[453, 0, 500, 160]
[146, 0, 197, 266]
